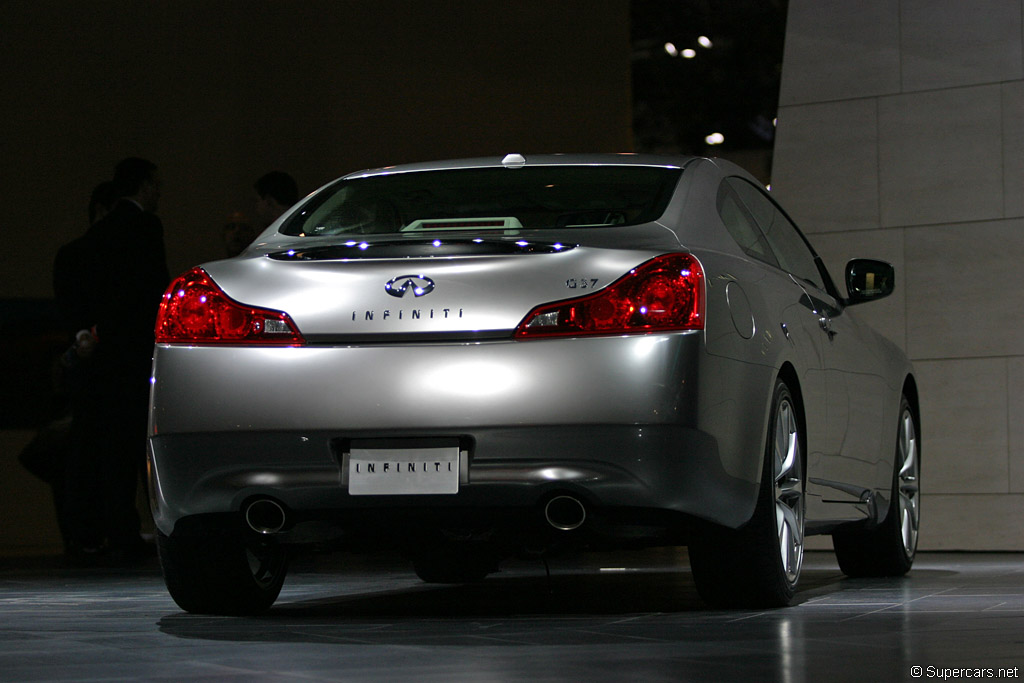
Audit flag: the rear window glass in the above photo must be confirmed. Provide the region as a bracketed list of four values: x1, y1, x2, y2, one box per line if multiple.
[280, 166, 682, 237]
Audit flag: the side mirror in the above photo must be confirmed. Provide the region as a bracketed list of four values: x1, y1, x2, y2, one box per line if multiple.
[845, 258, 894, 305]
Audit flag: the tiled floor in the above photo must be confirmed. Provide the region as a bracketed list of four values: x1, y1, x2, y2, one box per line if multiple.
[0, 549, 1021, 682]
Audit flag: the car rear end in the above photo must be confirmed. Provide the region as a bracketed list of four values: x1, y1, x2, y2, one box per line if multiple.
[147, 157, 757, 558]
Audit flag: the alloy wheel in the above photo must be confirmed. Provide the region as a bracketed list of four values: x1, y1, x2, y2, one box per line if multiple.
[774, 396, 804, 585]
[897, 407, 920, 558]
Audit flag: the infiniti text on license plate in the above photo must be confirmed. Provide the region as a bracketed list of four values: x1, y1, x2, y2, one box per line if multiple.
[348, 445, 460, 495]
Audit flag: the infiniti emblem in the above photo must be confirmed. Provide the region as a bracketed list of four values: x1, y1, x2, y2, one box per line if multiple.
[384, 274, 435, 298]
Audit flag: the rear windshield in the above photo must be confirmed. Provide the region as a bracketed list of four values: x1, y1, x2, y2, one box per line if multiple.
[280, 166, 682, 237]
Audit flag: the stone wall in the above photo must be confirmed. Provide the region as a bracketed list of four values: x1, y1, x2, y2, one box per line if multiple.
[772, 0, 1024, 549]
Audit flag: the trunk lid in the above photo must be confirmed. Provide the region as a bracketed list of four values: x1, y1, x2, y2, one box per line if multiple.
[202, 232, 677, 341]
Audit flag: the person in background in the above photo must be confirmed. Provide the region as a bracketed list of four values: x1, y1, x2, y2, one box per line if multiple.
[222, 210, 256, 257]
[54, 181, 118, 341]
[253, 171, 299, 229]
[54, 158, 170, 564]
[88, 181, 118, 225]
[22, 181, 121, 556]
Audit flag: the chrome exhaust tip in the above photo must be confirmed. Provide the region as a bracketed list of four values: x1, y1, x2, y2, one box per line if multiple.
[544, 495, 587, 531]
[244, 498, 287, 534]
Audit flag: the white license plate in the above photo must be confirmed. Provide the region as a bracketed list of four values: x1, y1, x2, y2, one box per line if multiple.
[348, 446, 460, 495]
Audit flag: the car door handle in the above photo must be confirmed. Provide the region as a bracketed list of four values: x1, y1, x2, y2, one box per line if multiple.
[819, 316, 837, 340]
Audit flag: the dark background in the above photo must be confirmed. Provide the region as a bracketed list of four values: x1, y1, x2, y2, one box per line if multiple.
[0, 0, 787, 430]
[632, 0, 787, 174]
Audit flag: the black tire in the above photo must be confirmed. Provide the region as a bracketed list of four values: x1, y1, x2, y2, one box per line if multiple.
[157, 531, 288, 615]
[689, 378, 805, 608]
[412, 543, 497, 584]
[833, 395, 919, 577]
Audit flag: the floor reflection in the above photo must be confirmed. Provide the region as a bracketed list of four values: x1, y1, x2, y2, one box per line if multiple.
[1, 550, 1020, 682]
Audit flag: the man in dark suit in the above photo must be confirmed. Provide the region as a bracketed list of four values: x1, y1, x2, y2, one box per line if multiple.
[54, 157, 170, 563]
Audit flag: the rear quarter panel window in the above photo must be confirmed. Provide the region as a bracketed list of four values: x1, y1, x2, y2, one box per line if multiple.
[728, 177, 824, 290]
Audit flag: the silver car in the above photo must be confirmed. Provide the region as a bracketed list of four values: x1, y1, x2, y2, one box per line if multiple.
[148, 154, 920, 614]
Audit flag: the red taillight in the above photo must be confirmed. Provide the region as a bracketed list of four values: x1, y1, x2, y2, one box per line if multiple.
[515, 253, 704, 339]
[155, 267, 305, 345]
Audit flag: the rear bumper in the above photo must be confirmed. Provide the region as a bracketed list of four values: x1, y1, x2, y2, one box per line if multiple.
[148, 423, 756, 537]
[147, 332, 762, 540]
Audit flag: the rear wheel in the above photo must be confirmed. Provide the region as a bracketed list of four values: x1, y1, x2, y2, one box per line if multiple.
[689, 379, 805, 607]
[833, 395, 919, 577]
[157, 531, 288, 615]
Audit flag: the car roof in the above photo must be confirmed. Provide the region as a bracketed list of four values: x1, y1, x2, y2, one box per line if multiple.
[342, 153, 703, 180]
